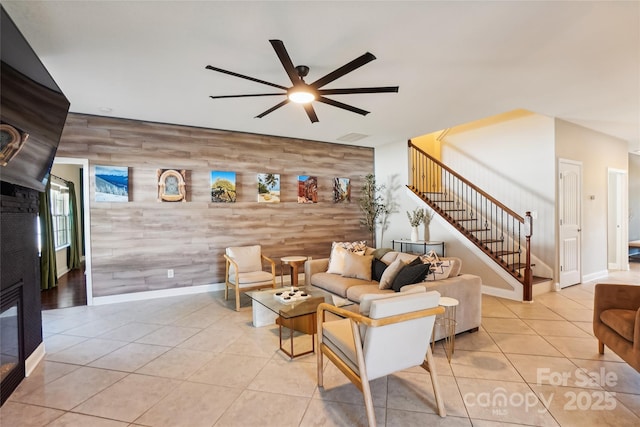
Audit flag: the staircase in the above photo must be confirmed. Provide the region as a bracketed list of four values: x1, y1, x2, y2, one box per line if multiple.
[408, 141, 539, 301]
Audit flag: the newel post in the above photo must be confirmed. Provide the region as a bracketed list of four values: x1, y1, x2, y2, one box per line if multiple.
[523, 211, 533, 302]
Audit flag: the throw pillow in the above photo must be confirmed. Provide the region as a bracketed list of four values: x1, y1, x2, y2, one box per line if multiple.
[406, 256, 422, 267]
[391, 263, 432, 292]
[371, 247, 393, 260]
[327, 245, 349, 274]
[425, 259, 453, 281]
[327, 240, 367, 275]
[333, 240, 367, 254]
[378, 258, 406, 290]
[371, 258, 388, 282]
[342, 253, 373, 281]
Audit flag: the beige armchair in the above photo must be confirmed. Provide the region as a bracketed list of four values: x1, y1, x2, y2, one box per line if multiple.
[224, 245, 276, 311]
[594, 283, 640, 372]
[317, 291, 446, 426]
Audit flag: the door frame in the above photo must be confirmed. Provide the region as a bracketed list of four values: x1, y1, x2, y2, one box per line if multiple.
[607, 168, 629, 271]
[53, 157, 93, 305]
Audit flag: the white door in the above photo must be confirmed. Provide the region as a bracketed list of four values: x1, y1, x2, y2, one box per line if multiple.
[558, 160, 582, 288]
[608, 169, 628, 270]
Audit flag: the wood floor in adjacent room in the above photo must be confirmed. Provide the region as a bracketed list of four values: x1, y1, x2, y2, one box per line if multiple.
[40, 267, 86, 310]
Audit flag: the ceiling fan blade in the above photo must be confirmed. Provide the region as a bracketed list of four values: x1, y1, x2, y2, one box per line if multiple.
[255, 99, 290, 118]
[317, 96, 370, 116]
[205, 65, 288, 90]
[209, 93, 284, 99]
[303, 103, 319, 123]
[318, 86, 399, 95]
[269, 39, 300, 86]
[310, 52, 376, 89]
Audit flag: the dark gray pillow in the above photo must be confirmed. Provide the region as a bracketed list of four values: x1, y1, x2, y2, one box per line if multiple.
[391, 263, 431, 292]
[371, 258, 388, 282]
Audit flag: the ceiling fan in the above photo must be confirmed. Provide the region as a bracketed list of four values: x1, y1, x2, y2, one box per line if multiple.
[206, 39, 399, 123]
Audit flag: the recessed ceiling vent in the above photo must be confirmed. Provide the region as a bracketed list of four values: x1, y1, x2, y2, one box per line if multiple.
[337, 133, 369, 143]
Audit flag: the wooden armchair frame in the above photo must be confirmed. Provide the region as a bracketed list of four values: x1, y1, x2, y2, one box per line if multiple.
[224, 252, 276, 311]
[317, 302, 446, 426]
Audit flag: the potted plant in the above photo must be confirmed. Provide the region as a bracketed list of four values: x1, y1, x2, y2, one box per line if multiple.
[407, 208, 425, 242]
[359, 174, 387, 244]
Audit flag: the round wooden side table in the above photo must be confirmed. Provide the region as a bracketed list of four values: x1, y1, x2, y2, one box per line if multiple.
[280, 256, 308, 288]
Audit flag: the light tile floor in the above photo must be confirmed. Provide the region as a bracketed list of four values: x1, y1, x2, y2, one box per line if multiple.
[2, 265, 640, 426]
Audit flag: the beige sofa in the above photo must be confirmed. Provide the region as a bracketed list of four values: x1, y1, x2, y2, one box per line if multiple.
[304, 250, 482, 340]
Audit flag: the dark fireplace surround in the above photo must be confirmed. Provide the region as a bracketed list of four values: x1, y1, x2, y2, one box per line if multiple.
[0, 181, 43, 405]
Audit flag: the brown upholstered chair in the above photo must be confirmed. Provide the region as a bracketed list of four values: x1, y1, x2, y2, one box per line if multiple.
[593, 283, 640, 372]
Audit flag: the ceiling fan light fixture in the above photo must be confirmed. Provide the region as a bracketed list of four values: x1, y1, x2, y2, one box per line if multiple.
[288, 88, 316, 104]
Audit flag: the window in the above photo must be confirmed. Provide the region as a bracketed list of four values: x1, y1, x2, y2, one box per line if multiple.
[50, 183, 70, 249]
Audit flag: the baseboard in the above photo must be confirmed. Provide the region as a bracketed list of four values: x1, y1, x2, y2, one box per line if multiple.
[582, 270, 609, 284]
[482, 284, 521, 301]
[56, 267, 70, 279]
[92, 282, 226, 305]
[25, 342, 46, 377]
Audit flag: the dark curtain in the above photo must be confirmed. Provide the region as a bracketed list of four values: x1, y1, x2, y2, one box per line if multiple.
[67, 181, 81, 270]
[39, 180, 58, 290]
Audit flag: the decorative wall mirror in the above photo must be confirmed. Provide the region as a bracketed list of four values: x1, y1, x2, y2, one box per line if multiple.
[157, 169, 187, 202]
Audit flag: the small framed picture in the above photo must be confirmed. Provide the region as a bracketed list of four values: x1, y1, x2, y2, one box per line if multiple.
[333, 177, 350, 203]
[95, 165, 129, 202]
[298, 175, 317, 203]
[258, 173, 280, 203]
[157, 169, 187, 202]
[210, 171, 236, 202]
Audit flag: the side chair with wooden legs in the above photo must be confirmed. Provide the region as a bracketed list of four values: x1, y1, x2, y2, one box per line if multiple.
[316, 290, 446, 427]
[224, 245, 276, 311]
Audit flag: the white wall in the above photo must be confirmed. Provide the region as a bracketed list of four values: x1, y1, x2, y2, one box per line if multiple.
[630, 154, 640, 241]
[374, 139, 519, 289]
[555, 120, 629, 279]
[373, 140, 411, 249]
[439, 113, 556, 268]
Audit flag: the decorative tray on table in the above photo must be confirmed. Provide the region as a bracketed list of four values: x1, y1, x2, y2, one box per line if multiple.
[274, 288, 311, 303]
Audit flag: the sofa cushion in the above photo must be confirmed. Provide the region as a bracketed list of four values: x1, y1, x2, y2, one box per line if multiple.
[601, 309, 636, 342]
[342, 253, 373, 281]
[346, 284, 393, 304]
[311, 272, 368, 297]
[391, 263, 432, 292]
[371, 258, 388, 282]
[379, 258, 406, 289]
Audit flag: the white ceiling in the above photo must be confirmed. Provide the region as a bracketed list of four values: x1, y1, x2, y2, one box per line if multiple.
[3, 1, 639, 150]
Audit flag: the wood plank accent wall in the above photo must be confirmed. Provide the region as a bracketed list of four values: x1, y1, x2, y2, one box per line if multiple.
[57, 114, 373, 297]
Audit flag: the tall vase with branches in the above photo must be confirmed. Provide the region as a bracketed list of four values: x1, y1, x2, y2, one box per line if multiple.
[359, 174, 389, 246]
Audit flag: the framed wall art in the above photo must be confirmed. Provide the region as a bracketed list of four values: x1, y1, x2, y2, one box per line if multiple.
[95, 165, 129, 202]
[210, 170, 236, 202]
[333, 177, 351, 203]
[257, 173, 280, 203]
[297, 175, 317, 203]
[157, 169, 187, 202]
